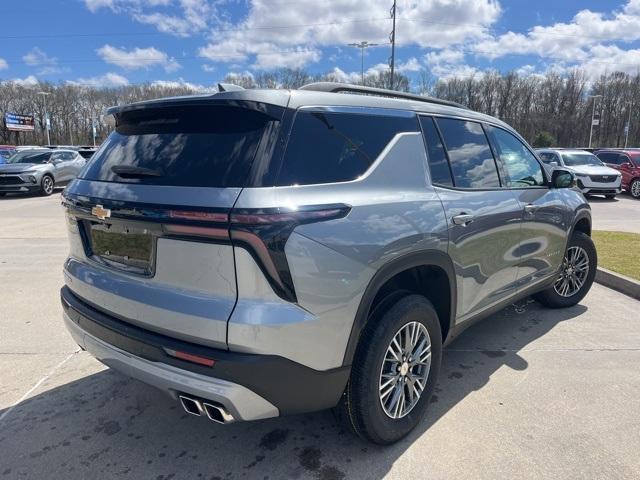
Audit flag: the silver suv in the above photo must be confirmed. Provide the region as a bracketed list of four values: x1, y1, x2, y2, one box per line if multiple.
[61, 83, 596, 444]
[0, 148, 86, 196]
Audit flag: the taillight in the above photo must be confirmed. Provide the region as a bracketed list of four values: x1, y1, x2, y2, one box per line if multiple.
[229, 205, 350, 303]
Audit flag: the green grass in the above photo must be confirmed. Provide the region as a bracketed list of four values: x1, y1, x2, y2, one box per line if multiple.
[592, 231, 640, 281]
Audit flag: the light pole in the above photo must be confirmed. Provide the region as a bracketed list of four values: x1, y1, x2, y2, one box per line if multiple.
[348, 41, 379, 84]
[588, 94, 602, 149]
[37, 91, 51, 146]
[624, 104, 632, 148]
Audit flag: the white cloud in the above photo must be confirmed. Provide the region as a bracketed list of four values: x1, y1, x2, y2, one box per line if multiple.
[22, 47, 65, 75]
[197, 0, 500, 70]
[67, 72, 130, 88]
[201, 64, 216, 72]
[3, 75, 39, 87]
[0, 58, 8, 70]
[85, 0, 212, 36]
[473, 1, 640, 64]
[151, 78, 216, 92]
[397, 57, 422, 73]
[97, 44, 181, 72]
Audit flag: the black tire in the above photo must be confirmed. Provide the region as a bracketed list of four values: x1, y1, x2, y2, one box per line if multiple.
[630, 179, 640, 199]
[40, 175, 54, 196]
[534, 231, 597, 308]
[605, 194, 616, 199]
[338, 294, 442, 445]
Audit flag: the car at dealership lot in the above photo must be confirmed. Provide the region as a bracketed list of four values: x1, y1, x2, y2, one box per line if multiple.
[60, 83, 596, 445]
[595, 149, 640, 199]
[536, 148, 622, 198]
[0, 145, 16, 164]
[0, 148, 86, 196]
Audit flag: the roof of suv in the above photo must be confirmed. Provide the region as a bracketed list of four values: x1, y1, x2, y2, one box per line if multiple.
[537, 148, 594, 154]
[106, 82, 513, 133]
[596, 148, 640, 156]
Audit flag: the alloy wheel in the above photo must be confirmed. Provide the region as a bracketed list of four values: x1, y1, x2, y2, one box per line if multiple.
[631, 180, 640, 199]
[379, 321, 431, 419]
[42, 176, 54, 195]
[554, 246, 589, 297]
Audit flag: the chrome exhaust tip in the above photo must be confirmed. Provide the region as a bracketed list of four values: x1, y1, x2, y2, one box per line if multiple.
[202, 402, 235, 424]
[179, 395, 204, 416]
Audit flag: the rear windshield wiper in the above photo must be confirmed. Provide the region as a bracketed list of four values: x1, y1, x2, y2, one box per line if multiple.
[111, 165, 163, 178]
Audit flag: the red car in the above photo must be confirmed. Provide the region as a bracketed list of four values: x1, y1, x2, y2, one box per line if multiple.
[595, 149, 640, 199]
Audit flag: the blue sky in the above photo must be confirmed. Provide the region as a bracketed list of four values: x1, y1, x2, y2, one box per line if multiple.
[2, 1, 640, 89]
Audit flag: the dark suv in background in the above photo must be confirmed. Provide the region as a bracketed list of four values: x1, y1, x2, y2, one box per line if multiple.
[61, 83, 596, 444]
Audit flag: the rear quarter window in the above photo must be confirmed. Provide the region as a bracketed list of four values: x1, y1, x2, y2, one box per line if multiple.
[275, 110, 419, 186]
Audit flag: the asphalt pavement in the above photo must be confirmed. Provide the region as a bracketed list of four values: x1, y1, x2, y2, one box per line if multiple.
[1, 191, 639, 480]
[589, 194, 640, 233]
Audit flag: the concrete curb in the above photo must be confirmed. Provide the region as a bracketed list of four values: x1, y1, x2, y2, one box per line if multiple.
[595, 267, 640, 301]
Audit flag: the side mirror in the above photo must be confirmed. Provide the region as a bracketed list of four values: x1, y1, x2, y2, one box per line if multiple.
[551, 169, 575, 188]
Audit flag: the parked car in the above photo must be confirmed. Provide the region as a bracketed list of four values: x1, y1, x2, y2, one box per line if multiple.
[0, 145, 17, 164]
[536, 148, 622, 198]
[0, 148, 86, 196]
[60, 83, 596, 444]
[595, 149, 640, 199]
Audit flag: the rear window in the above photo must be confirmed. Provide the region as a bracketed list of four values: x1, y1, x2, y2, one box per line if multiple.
[81, 105, 278, 188]
[275, 111, 419, 186]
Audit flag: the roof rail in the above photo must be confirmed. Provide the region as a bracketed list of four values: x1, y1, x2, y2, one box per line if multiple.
[298, 82, 466, 109]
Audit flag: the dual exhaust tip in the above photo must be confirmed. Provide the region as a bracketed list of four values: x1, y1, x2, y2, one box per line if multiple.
[179, 394, 235, 424]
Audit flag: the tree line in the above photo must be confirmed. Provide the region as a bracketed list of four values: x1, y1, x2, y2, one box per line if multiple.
[1, 68, 637, 148]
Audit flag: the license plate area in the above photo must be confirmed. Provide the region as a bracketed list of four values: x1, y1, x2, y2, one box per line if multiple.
[82, 220, 158, 276]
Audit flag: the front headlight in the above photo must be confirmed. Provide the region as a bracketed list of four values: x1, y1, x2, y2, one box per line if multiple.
[573, 173, 588, 178]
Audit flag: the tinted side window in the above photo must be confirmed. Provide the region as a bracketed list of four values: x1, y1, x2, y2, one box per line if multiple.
[435, 118, 500, 188]
[277, 111, 418, 186]
[486, 126, 545, 187]
[419, 116, 453, 186]
[597, 152, 618, 164]
[538, 152, 557, 164]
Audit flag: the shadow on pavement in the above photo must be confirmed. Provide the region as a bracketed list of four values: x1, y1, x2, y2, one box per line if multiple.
[0, 300, 587, 480]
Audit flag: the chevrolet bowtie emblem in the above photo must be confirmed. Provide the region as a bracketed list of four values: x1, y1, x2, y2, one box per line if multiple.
[91, 204, 111, 220]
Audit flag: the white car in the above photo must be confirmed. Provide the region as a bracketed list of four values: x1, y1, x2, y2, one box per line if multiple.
[536, 148, 622, 198]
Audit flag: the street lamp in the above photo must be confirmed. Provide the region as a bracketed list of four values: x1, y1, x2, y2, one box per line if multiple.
[37, 91, 51, 146]
[348, 41, 379, 84]
[588, 94, 602, 149]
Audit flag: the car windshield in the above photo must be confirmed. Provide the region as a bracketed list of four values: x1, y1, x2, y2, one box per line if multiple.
[0, 150, 15, 159]
[6, 150, 52, 164]
[561, 153, 603, 167]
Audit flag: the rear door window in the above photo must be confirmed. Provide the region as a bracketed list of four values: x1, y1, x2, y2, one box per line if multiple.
[81, 105, 280, 188]
[435, 118, 500, 188]
[276, 110, 419, 186]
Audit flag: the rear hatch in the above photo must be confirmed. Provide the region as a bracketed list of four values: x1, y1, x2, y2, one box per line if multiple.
[63, 101, 284, 348]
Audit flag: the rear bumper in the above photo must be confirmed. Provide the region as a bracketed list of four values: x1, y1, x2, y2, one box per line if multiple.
[61, 286, 349, 419]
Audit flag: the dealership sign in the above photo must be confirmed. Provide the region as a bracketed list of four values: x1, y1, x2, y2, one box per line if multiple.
[4, 112, 35, 132]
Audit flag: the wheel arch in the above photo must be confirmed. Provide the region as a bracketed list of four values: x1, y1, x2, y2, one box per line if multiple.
[342, 250, 456, 367]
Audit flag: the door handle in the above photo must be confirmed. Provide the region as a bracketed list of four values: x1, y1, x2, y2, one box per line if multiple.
[452, 213, 475, 226]
[524, 204, 537, 215]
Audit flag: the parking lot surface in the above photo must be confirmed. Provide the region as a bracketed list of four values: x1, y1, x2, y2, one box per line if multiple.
[1, 192, 640, 480]
[589, 194, 640, 233]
